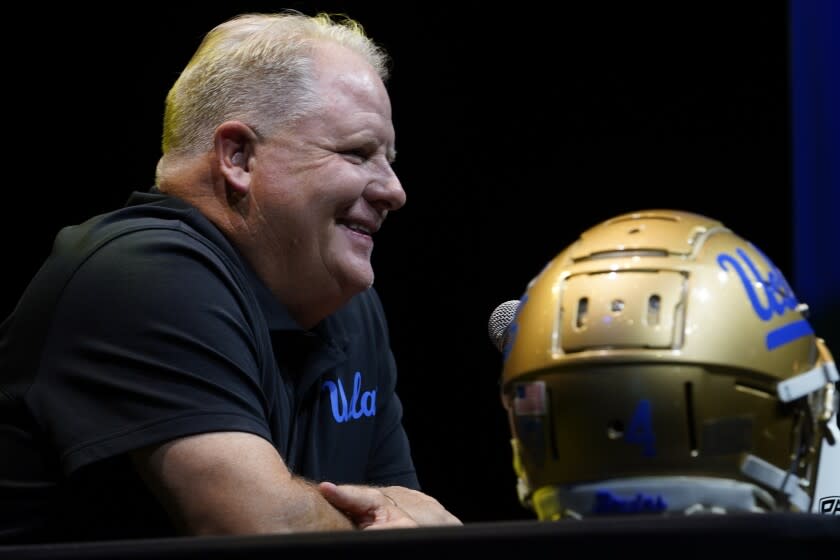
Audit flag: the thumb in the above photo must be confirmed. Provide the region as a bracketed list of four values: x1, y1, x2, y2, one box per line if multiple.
[318, 481, 381, 514]
[318, 482, 417, 529]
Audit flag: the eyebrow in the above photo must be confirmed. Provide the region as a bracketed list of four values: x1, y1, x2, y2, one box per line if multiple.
[358, 137, 397, 163]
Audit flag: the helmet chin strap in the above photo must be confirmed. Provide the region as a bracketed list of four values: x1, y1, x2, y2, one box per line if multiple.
[776, 339, 839, 404]
[776, 339, 839, 444]
[740, 454, 812, 512]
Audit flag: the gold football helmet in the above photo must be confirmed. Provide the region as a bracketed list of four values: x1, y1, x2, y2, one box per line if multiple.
[493, 209, 839, 519]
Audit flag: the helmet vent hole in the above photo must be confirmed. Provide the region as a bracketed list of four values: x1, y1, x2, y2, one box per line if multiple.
[607, 420, 624, 439]
[576, 297, 589, 328]
[647, 294, 662, 325]
[684, 381, 699, 456]
[610, 299, 624, 313]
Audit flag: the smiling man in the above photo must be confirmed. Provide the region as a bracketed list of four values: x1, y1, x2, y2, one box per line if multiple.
[0, 11, 460, 543]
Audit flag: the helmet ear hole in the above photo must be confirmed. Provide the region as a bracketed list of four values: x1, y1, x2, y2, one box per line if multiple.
[500, 208, 837, 518]
[575, 298, 588, 328]
[646, 295, 661, 325]
[606, 420, 624, 440]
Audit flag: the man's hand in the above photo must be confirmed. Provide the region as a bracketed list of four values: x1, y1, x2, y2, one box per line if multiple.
[317, 482, 419, 529]
[318, 483, 462, 528]
[379, 486, 463, 526]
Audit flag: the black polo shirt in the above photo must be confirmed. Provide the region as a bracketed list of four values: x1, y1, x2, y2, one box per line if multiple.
[0, 189, 419, 543]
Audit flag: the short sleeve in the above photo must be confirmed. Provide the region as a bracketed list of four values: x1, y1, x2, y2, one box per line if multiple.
[28, 227, 273, 474]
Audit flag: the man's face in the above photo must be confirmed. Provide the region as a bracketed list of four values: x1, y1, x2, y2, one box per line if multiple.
[247, 42, 405, 315]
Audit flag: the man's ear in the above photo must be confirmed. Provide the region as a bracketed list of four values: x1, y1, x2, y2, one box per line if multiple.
[214, 121, 258, 196]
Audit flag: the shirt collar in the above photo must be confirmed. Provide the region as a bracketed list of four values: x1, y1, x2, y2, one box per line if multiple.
[129, 187, 347, 345]
[238, 256, 304, 333]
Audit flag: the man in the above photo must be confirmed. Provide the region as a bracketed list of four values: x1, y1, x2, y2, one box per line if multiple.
[0, 11, 460, 543]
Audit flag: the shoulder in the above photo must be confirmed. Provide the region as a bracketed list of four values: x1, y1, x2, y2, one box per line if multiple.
[57, 199, 235, 267]
[39, 204, 261, 333]
[48, 196, 249, 293]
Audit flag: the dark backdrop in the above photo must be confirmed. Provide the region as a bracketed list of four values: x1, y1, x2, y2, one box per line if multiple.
[5, 2, 792, 523]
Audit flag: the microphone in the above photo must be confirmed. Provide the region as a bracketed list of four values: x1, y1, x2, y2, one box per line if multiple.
[488, 300, 520, 353]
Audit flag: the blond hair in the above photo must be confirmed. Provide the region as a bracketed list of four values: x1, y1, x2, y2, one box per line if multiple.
[160, 11, 389, 158]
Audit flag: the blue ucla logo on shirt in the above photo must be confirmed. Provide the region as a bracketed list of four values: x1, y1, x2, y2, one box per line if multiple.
[717, 245, 813, 350]
[322, 371, 377, 423]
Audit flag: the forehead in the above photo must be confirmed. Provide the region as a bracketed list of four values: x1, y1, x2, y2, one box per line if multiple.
[310, 42, 392, 119]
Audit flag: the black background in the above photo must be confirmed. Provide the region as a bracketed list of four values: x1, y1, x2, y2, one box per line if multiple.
[4, 1, 792, 523]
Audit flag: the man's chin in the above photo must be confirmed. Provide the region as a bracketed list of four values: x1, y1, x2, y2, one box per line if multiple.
[338, 267, 375, 295]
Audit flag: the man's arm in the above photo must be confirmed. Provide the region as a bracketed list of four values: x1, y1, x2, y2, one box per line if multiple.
[131, 431, 358, 535]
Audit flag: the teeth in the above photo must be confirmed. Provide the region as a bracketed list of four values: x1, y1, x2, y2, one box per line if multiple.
[347, 223, 371, 235]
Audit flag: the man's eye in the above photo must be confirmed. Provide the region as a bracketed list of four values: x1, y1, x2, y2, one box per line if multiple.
[341, 149, 369, 162]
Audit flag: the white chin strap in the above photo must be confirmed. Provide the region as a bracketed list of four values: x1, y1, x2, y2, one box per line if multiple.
[776, 359, 839, 403]
[740, 454, 812, 512]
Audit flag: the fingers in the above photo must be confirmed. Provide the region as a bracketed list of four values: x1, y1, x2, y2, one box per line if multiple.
[317, 482, 419, 530]
[380, 486, 463, 526]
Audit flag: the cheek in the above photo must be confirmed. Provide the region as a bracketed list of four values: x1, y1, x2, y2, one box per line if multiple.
[253, 163, 362, 234]
[252, 170, 302, 206]
[324, 164, 370, 195]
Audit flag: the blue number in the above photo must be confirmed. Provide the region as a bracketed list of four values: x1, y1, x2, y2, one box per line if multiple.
[625, 400, 656, 457]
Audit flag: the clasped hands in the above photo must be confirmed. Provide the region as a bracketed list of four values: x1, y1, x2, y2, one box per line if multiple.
[318, 482, 462, 530]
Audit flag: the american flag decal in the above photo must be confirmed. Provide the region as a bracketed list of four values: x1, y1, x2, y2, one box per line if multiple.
[513, 381, 547, 415]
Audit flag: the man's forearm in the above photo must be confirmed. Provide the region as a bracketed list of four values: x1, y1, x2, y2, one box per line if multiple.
[267, 476, 356, 532]
[189, 475, 357, 534]
[132, 432, 356, 535]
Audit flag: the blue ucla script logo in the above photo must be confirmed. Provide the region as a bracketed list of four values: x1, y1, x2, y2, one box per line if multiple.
[716, 245, 813, 350]
[322, 371, 377, 423]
